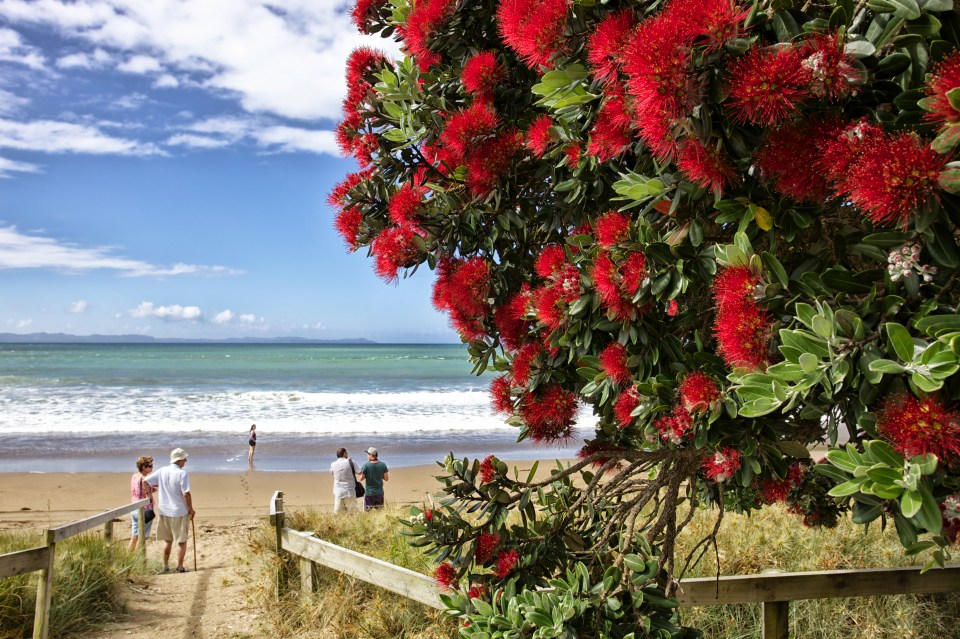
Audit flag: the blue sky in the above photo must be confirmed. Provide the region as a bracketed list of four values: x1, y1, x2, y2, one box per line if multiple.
[0, 0, 458, 343]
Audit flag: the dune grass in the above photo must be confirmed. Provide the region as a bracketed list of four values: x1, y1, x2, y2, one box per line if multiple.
[0, 530, 152, 639]
[251, 504, 960, 639]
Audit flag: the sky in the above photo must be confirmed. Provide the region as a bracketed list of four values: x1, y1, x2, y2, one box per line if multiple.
[0, 0, 459, 343]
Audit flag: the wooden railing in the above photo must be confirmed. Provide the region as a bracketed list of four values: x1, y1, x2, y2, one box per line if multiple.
[0, 497, 149, 639]
[269, 491, 960, 639]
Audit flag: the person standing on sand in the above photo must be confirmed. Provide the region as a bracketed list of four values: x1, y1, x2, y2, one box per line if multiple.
[248, 424, 257, 464]
[359, 447, 389, 510]
[128, 456, 155, 551]
[145, 448, 196, 573]
[330, 447, 358, 513]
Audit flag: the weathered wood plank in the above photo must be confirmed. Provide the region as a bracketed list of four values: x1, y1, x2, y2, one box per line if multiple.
[50, 498, 149, 543]
[0, 546, 49, 579]
[280, 528, 444, 610]
[762, 601, 789, 639]
[32, 530, 56, 639]
[677, 564, 960, 606]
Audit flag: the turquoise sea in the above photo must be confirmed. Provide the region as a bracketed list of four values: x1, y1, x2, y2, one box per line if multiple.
[0, 343, 584, 473]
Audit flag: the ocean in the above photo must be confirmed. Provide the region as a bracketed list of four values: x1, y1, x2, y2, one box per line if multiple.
[0, 343, 585, 473]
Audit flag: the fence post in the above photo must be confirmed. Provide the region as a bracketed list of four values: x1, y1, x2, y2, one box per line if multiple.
[762, 601, 789, 639]
[138, 508, 147, 557]
[273, 492, 284, 554]
[300, 557, 315, 597]
[32, 529, 56, 639]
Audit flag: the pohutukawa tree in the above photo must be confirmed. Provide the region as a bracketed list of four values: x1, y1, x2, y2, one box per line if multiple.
[333, 0, 960, 635]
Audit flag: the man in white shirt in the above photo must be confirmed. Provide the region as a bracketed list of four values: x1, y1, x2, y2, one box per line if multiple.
[145, 448, 195, 573]
[330, 447, 358, 513]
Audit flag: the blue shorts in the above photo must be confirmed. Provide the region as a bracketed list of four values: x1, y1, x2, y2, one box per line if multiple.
[131, 511, 154, 537]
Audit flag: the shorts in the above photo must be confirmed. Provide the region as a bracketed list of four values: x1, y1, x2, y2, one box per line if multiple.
[364, 494, 384, 510]
[156, 515, 190, 544]
[333, 494, 356, 514]
[131, 511, 154, 537]
[249, 439, 256, 447]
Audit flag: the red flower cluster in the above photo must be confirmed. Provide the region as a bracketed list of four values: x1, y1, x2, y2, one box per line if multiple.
[726, 46, 809, 125]
[435, 562, 458, 589]
[703, 447, 742, 482]
[526, 115, 555, 158]
[518, 384, 579, 442]
[711, 265, 771, 371]
[338, 48, 388, 165]
[678, 371, 720, 413]
[496, 0, 570, 69]
[441, 102, 499, 163]
[758, 463, 806, 504]
[801, 32, 865, 101]
[592, 252, 648, 320]
[614, 386, 641, 428]
[877, 394, 960, 464]
[466, 130, 524, 196]
[594, 211, 630, 247]
[351, 0, 386, 34]
[372, 226, 423, 282]
[924, 51, 960, 128]
[599, 342, 631, 385]
[493, 550, 519, 578]
[433, 257, 491, 340]
[755, 118, 843, 203]
[677, 138, 736, 196]
[402, 0, 456, 71]
[475, 532, 501, 562]
[462, 51, 505, 98]
[494, 287, 534, 353]
[490, 376, 514, 415]
[480, 454, 496, 483]
[532, 245, 581, 332]
[654, 406, 693, 444]
[586, 10, 635, 83]
[387, 183, 425, 227]
[587, 85, 634, 162]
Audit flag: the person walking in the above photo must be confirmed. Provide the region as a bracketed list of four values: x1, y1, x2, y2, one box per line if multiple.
[359, 447, 389, 510]
[145, 448, 195, 573]
[330, 447, 358, 514]
[128, 456, 155, 551]
[248, 424, 257, 464]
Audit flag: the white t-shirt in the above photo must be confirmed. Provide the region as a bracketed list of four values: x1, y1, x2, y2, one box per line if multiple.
[145, 463, 191, 517]
[330, 457, 356, 499]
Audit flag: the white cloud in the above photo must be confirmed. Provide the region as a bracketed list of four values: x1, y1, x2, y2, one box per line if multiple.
[153, 73, 178, 88]
[253, 125, 337, 154]
[0, 1, 400, 121]
[165, 133, 230, 149]
[0, 225, 244, 277]
[55, 47, 112, 69]
[130, 301, 202, 321]
[0, 89, 29, 116]
[0, 119, 162, 155]
[239, 314, 257, 324]
[111, 93, 150, 111]
[0, 26, 45, 69]
[213, 309, 233, 324]
[169, 115, 336, 154]
[0, 156, 41, 178]
[116, 54, 162, 74]
[68, 300, 88, 313]
[16, 318, 33, 329]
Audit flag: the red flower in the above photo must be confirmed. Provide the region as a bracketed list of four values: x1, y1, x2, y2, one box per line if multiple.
[654, 406, 693, 444]
[466, 130, 524, 196]
[624, 12, 697, 122]
[334, 208, 363, 250]
[677, 138, 737, 196]
[535, 244, 568, 278]
[494, 287, 533, 353]
[433, 257, 491, 341]
[518, 385, 579, 443]
[614, 386, 641, 428]
[877, 394, 960, 464]
[587, 88, 634, 162]
[593, 252, 646, 321]
[467, 584, 487, 599]
[599, 342, 631, 385]
[678, 371, 720, 413]
[490, 377, 514, 415]
[594, 211, 630, 247]
[475, 532, 501, 562]
[755, 119, 843, 203]
[402, 0, 457, 71]
[493, 550, 519, 578]
[480, 454, 496, 483]
[441, 102, 499, 164]
[372, 226, 423, 282]
[434, 562, 458, 590]
[682, 0, 749, 52]
[924, 50, 960, 127]
[758, 463, 805, 504]
[726, 46, 809, 125]
[387, 183, 424, 227]
[564, 143, 581, 168]
[526, 115, 555, 157]
[345, 47, 387, 105]
[424, 508, 434, 521]
[842, 132, 946, 228]
[496, 0, 570, 69]
[666, 300, 679, 316]
[327, 170, 369, 209]
[704, 447, 742, 482]
[621, 252, 648, 295]
[511, 342, 541, 387]
[712, 266, 771, 371]
[462, 51, 505, 97]
[801, 32, 865, 101]
[351, 0, 386, 34]
[534, 285, 565, 331]
[586, 9, 635, 83]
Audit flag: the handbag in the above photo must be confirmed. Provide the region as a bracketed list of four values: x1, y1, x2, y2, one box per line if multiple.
[144, 509, 156, 523]
[352, 460, 365, 498]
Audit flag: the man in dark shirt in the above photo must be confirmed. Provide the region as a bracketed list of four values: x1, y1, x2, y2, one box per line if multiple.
[358, 447, 389, 510]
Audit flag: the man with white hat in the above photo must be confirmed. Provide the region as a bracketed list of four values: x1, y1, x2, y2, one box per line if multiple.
[358, 447, 389, 510]
[145, 448, 195, 573]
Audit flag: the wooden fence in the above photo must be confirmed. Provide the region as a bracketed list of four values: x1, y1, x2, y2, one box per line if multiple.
[0, 497, 150, 639]
[269, 491, 960, 639]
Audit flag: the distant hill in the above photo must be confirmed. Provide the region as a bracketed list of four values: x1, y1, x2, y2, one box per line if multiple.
[0, 332, 377, 345]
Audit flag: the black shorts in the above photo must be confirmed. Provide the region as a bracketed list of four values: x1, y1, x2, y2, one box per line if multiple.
[249, 439, 256, 447]
[364, 494, 384, 510]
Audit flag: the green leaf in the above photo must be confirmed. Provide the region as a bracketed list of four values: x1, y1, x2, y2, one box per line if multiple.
[900, 489, 922, 517]
[761, 251, 788, 287]
[825, 449, 859, 473]
[932, 126, 960, 155]
[866, 465, 903, 485]
[885, 322, 916, 361]
[829, 478, 867, 497]
[915, 482, 943, 533]
[869, 358, 907, 373]
[948, 87, 960, 113]
[919, 0, 953, 10]
[845, 39, 877, 57]
[865, 439, 905, 468]
[868, 0, 921, 20]
[910, 453, 938, 475]
[776, 440, 811, 458]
